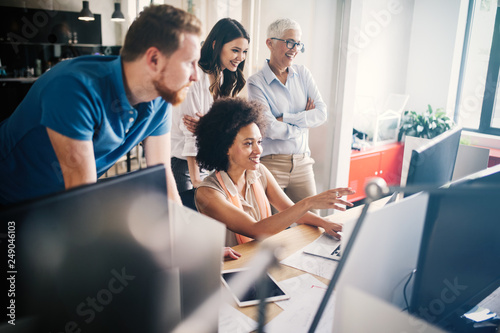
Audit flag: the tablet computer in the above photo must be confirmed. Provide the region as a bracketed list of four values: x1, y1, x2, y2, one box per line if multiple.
[221, 268, 290, 307]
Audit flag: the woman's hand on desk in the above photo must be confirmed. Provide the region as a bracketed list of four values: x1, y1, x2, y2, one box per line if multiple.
[224, 247, 241, 260]
[320, 220, 343, 239]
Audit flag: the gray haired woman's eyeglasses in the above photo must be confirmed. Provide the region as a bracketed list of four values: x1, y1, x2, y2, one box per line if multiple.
[271, 38, 305, 53]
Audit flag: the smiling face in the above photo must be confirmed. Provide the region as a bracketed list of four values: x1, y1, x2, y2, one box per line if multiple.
[219, 37, 249, 71]
[153, 32, 201, 105]
[227, 123, 263, 173]
[268, 29, 301, 69]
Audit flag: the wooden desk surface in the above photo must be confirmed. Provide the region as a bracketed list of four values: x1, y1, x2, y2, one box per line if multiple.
[222, 197, 389, 323]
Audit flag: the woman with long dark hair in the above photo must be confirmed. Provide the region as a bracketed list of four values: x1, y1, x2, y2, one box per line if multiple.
[171, 18, 250, 193]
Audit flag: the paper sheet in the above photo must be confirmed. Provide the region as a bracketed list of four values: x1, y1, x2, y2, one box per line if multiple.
[275, 273, 328, 311]
[218, 303, 258, 333]
[265, 274, 335, 333]
[280, 244, 338, 279]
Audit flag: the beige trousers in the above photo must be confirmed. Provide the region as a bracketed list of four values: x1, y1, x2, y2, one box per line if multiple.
[261, 153, 318, 215]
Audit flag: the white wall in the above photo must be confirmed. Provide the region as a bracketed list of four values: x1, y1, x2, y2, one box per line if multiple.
[326, 0, 417, 206]
[405, 0, 467, 114]
[308, 0, 345, 195]
[326, 0, 363, 207]
[354, 0, 414, 108]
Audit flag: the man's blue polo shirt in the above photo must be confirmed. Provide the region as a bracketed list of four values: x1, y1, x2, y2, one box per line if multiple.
[0, 55, 171, 205]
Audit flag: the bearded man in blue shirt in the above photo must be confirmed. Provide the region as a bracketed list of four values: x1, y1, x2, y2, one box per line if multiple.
[0, 5, 201, 206]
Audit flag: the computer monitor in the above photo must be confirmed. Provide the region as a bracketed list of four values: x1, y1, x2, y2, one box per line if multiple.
[448, 163, 500, 188]
[332, 193, 430, 332]
[409, 186, 500, 331]
[0, 165, 225, 333]
[405, 127, 462, 191]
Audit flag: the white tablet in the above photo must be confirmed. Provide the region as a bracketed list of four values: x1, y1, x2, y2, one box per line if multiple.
[221, 268, 290, 307]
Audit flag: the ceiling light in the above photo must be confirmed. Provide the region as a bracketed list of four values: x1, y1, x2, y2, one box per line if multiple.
[111, 2, 125, 22]
[78, 1, 95, 21]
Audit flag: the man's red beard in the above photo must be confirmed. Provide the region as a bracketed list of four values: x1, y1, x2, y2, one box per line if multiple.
[153, 72, 192, 106]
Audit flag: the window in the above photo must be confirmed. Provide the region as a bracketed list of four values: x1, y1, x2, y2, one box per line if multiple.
[455, 0, 500, 136]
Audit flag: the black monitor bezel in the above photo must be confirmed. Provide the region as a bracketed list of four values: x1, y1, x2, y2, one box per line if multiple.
[406, 127, 463, 189]
[409, 184, 500, 330]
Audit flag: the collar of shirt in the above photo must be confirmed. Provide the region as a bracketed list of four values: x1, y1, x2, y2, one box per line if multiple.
[218, 169, 262, 198]
[262, 59, 298, 85]
[110, 56, 135, 111]
[112, 56, 160, 117]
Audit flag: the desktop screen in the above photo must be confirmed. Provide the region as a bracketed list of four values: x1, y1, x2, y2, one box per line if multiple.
[406, 127, 462, 190]
[410, 186, 500, 331]
[332, 193, 430, 333]
[1, 165, 175, 332]
[1, 165, 230, 333]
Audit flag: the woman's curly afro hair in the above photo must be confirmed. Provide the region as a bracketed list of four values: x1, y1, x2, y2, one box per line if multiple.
[195, 97, 267, 172]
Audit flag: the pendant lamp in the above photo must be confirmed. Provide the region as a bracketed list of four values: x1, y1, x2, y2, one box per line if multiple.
[111, 2, 125, 22]
[78, 1, 95, 21]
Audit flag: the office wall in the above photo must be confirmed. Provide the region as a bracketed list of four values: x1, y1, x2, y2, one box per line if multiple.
[352, 0, 468, 118]
[354, 0, 414, 109]
[334, 0, 471, 200]
[405, 0, 468, 114]
[325, 0, 417, 201]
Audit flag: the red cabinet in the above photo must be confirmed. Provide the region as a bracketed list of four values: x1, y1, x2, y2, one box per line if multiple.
[347, 143, 404, 202]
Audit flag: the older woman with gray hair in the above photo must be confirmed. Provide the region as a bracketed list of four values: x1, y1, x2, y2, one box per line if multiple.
[247, 18, 327, 212]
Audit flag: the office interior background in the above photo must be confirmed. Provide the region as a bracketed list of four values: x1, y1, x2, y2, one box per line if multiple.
[1, 0, 499, 203]
[1, 1, 500, 332]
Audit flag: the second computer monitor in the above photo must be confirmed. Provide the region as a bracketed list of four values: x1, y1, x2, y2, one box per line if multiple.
[410, 185, 500, 331]
[332, 192, 430, 333]
[406, 127, 462, 190]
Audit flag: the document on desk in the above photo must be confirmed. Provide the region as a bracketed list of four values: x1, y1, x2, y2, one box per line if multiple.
[275, 273, 328, 310]
[218, 303, 257, 333]
[280, 238, 339, 279]
[265, 274, 335, 333]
